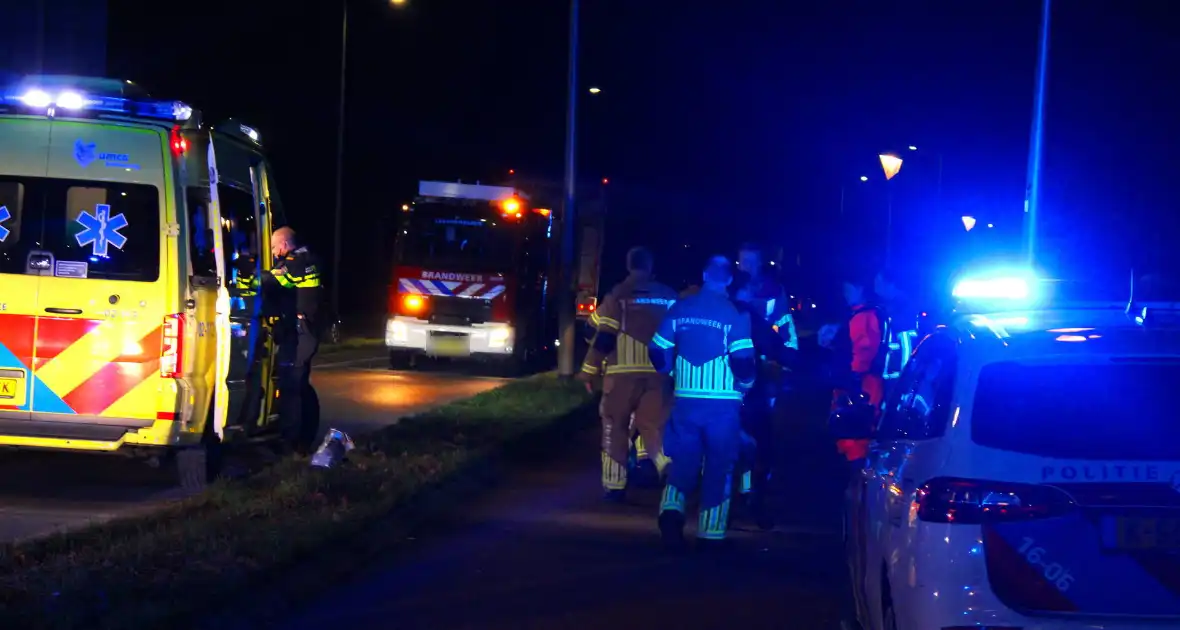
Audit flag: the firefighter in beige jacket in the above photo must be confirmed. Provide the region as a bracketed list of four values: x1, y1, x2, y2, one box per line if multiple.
[578, 247, 678, 501]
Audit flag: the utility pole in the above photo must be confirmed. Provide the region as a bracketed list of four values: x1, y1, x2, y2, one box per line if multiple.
[1023, 0, 1052, 263]
[556, 0, 580, 378]
[331, 1, 349, 322]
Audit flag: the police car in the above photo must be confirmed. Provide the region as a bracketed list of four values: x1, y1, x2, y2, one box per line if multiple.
[840, 270, 1180, 629]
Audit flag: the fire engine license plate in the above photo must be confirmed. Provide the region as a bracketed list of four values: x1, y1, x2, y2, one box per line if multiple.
[0, 378, 16, 399]
[430, 336, 469, 357]
[1112, 517, 1180, 550]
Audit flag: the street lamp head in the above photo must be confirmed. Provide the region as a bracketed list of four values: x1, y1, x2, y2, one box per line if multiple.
[908, 145, 917, 151]
[391, 0, 407, 5]
[878, 153, 903, 181]
[962, 215, 977, 232]
[859, 175, 869, 182]
[588, 87, 601, 94]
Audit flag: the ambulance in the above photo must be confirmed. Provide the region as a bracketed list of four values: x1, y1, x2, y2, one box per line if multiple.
[0, 76, 286, 490]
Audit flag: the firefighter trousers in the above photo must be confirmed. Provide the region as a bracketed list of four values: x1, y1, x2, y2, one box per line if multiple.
[600, 372, 671, 491]
[738, 389, 775, 499]
[278, 319, 321, 454]
[659, 398, 742, 540]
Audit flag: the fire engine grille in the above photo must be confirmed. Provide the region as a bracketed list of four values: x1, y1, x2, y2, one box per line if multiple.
[429, 296, 493, 326]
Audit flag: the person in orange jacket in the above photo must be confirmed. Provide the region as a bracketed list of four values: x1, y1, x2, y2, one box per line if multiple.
[820, 275, 887, 463]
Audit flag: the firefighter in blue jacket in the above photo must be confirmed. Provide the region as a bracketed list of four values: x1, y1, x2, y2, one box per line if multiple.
[649, 256, 757, 550]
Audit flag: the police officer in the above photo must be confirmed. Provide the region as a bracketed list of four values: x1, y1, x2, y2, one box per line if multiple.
[730, 282, 795, 530]
[268, 227, 323, 455]
[649, 256, 757, 550]
[578, 247, 678, 501]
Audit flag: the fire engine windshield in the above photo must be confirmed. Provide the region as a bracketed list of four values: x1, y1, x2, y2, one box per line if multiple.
[398, 203, 517, 271]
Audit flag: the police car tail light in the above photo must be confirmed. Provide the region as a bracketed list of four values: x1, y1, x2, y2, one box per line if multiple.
[914, 477, 1075, 524]
[160, 313, 185, 379]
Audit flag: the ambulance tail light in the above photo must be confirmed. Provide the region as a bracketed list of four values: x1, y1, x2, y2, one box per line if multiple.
[914, 477, 1076, 524]
[160, 314, 185, 379]
[170, 125, 188, 155]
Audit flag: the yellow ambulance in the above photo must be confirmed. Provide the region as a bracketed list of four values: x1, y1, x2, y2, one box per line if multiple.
[0, 76, 285, 490]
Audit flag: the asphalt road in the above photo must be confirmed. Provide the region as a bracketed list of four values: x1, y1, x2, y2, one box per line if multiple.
[281, 397, 850, 630]
[0, 349, 509, 544]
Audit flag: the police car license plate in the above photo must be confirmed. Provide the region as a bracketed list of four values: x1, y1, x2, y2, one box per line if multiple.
[1111, 517, 1180, 550]
[0, 377, 17, 399]
[430, 335, 469, 357]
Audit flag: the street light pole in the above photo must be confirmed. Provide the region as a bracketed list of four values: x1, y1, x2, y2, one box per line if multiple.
[879, 154, 904, 269]
[330, 1, 349, 321]
[556, 0, 580, 378]
[1024, 0, 1052, 263]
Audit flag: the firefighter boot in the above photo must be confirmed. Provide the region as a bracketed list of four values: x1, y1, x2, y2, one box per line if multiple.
[658, 510, 687, 552]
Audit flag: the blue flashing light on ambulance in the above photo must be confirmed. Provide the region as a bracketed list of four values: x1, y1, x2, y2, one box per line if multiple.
[839, 266, 1180, 629]
[0, 75, 292, 490]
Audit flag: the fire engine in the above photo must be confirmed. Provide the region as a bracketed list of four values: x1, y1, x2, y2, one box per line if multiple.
[386, 181, 555, 371]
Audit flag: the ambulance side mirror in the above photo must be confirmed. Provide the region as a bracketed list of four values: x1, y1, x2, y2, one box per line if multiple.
[828, 392, 876, 440]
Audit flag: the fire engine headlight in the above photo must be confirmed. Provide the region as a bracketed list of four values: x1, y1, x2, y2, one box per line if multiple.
[387, 319, 409, 343]
[488, 326, 512, 348]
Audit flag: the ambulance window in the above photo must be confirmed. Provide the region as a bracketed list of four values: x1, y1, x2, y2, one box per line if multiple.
[0, 182, 25, 275]
[55, 182, 160, 282]
[217, 184, 259, 280]
[185, 187, 218, 278]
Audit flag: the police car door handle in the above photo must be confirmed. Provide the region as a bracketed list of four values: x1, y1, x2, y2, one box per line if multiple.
[44, 307, 83, 315]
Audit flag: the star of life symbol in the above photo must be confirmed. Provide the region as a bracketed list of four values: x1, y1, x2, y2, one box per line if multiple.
[0, 206, 11, 242]
[75, 204, 129, 257]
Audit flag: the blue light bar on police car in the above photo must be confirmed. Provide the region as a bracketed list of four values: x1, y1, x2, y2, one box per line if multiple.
[952, 273, 1035, 301]
[953, 277, 1030, 299]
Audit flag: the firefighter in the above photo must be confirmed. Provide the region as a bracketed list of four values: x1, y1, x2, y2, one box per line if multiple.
[578, 247, 678, 501]
[733, 244, 796, 516]
[649, 255, 757, 550]
[268, 227, 324, 455]
[737, 243, 798, 351]
[823, 274, 887, 464]
[730, 283, 795, 530]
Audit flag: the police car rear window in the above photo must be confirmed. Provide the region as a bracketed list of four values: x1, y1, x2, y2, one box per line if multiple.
[0, 175, 159, 282]
[972, 361, 1180, 461]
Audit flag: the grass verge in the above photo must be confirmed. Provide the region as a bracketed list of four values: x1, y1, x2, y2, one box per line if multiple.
[0, 374, 594, 630]
[318, 336, 385, 352]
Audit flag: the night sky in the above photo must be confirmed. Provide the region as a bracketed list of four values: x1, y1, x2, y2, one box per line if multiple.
[105, 1, 1180, 316]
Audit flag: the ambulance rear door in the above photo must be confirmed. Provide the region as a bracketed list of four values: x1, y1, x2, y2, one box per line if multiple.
[209, 132, 271, 433]
[27, 120, 171, 434]
[0, 117, 51, 423]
